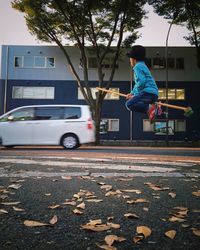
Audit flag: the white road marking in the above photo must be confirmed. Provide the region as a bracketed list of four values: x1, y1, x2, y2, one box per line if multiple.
[0, 158, 177, 172]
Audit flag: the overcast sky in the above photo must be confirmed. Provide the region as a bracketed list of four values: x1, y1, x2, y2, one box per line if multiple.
[0, 0, 191, 47]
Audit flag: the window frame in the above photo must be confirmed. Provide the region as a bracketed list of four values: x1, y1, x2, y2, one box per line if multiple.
[143, 119, 186, 134]
[158, 88, 185, 100]
[78, 87, 120, 100]
[87, 57, 119, 69]
[14, 56, 55, 68]
[100, 118, 119, 132]
[12, 86, 55, 100]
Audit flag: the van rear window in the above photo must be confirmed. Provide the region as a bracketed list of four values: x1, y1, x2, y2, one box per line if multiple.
[63, 107, 81, 119]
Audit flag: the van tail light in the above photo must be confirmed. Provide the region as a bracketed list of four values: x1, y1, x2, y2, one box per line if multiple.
[87, 118, 93, 129]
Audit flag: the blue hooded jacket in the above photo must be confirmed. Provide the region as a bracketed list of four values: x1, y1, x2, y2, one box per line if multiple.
[131, 61, 158, 96]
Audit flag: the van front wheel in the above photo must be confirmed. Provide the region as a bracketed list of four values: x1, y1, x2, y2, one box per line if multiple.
[61, 134, 79, 149]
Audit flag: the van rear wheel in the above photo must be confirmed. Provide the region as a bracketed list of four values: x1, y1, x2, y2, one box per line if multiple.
[61, 134, 79, 149]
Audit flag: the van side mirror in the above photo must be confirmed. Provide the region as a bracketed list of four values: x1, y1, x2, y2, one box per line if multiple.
[7, 115, 14, 121]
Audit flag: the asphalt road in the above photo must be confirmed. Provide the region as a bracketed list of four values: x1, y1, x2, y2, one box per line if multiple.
[0, 146, 200, 249]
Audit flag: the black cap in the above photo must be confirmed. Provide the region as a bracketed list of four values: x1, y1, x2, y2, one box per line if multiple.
[126, 45, 146, 61]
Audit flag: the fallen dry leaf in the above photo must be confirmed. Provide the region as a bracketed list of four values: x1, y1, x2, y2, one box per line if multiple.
[87, 219, 102, 226]
[181, 224, 190, 228]
[61, 176, 72, 180]
[0, 209, 8, 214]
[104, 235, 117, 246]
[101, 185, 113, 191]
[62, 201, 76, 206]
[13, 206, 25, 212]
[133, 235, 144, 244]
[8, 184, 22, 190]
[105, 190, 122, 197]
[107, 223, 120, 229]
[136, 226, 152, 238]
[24, 220, 49, 227]
[97, 182, 106, 185]
[73, 209, 83, 215]
[86, 199, 103, 203]
[169, 192, 176, 198]
[192, 228, 200, 237]
[1, 201, 20, 206]
[168, 216, 186, 223]
[145, 182, 169, 191]
[122, 189, 141, 194]
[192, 190, 200, 197]
[49, 215, 58, 225]
[122, 195, 130, 199]
[165, 230, 176, 239]
[127, 198, 148, 204]
[81, 224, 110, 232]
[76, 202, 85, 209]
[96, 244, 117, 250]
[104, 235, 126, 246]
[48, 205, 60, 209]
[124, 213, 139, 219]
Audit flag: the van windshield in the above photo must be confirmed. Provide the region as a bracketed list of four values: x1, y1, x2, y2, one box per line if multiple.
[0, 108, 34, 122]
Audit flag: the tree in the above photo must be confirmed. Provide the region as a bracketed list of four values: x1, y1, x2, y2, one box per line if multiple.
[12, 0, 147, 144]
[148, 0, 200, 68]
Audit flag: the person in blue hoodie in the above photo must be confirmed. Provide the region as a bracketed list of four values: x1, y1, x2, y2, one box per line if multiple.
[126, 45, 159, 123]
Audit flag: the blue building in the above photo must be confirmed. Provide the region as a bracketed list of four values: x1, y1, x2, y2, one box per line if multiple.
[0, 45, 199, 142]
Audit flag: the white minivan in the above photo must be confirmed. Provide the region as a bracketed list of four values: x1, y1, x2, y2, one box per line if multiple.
[0, 105, 95, 149]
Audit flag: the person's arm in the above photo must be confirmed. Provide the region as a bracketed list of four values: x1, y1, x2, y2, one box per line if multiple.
[134, 64, 146, 91]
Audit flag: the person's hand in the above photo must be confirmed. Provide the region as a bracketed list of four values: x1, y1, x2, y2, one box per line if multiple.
[126, 93, 134, 99]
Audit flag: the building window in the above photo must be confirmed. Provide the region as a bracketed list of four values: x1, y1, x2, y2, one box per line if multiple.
[152, 57, 184, 70]
[78, 87, 119, 100]
[143, 120, 154, 132]
[154, 120, 175, 135]
[167, 58, 175, 69]
[12, 86, 55, 99]
[176, 58, 184, 69]
[175, 120, 186, 132]
[143, 119, 186, 134]
[109, 119, 119, 131]
[35, 56, 45, 67]
[100, 118, 119, 133]
[46, 57, 55, 68]
[14, 56, 55, 68]
[153, 57, 165, 69]
[24, 56, 34, 68]
[14, 56, 22, 68]
[87, 57, 118, 69]
[158, 88, 185, 100]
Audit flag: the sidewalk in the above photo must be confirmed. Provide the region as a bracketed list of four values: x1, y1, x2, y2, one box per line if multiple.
[100, 140, 200, 148]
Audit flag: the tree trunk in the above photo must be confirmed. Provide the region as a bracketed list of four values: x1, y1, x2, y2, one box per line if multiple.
[93, 105, 102, 145]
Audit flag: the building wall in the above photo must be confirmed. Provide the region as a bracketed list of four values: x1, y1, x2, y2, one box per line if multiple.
[0, 45, 200, 141]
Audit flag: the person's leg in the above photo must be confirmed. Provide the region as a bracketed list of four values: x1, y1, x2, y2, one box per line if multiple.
[125, 92, 157, 113]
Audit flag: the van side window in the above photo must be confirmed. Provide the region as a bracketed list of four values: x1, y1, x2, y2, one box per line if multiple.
[63, 107, 81, 119]
[35, 107, 63, 120]
[0, 108, 34, 122]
